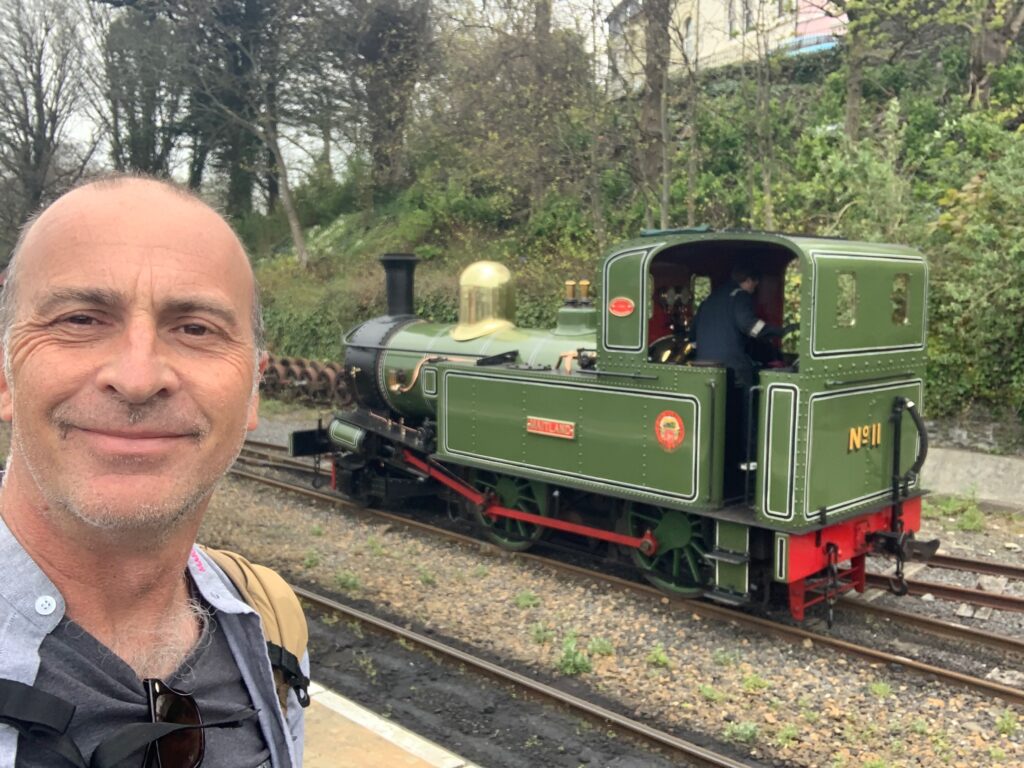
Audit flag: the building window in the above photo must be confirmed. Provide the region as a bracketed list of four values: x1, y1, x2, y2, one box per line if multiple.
[891, 274, 910, 325]
[728, 0, 736, 35]
[743, 0, 755, 30]
[683, 16, 694, 58]
[836, 272, 857, 327]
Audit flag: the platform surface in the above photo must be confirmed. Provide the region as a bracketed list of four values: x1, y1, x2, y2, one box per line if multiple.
[303, 681, 480, 768]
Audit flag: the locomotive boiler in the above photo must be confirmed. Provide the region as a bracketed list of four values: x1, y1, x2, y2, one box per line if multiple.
[291, 230, 939, 623]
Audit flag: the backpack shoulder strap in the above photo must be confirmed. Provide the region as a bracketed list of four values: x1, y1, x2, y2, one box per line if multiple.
[0, 678, 87, 767]
[200, 547, 310, 712]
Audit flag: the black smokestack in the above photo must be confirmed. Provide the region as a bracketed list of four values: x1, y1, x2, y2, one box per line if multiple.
[380, 253, 419, 317]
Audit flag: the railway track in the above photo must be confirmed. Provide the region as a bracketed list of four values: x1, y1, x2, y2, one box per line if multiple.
[230, 442, 1024, 708]
[296, 586, 751, 768]
[865, 551, 1024, 613]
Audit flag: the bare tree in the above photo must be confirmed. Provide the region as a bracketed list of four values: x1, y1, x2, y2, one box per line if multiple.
[0, 0, 95, 249]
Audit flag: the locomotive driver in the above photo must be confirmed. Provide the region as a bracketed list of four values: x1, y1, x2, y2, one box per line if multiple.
[692, 264, 795, 490]
[0, 176, 305, 766]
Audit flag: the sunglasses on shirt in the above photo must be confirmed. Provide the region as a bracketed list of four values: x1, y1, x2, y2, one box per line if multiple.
[142, 678, 204, 768]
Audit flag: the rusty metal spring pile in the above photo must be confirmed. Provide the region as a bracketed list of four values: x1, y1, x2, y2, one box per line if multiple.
[261, 354, 352, 406]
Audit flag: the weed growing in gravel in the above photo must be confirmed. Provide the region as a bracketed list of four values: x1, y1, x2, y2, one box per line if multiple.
[801, 709, 820, 725]
[910, 718, 929, 735]
[320, 614, 339, 627]
[302, 550, 321, 568]
[712, 648, 739, 666]
[587, 637, 614, 656]
[989, 746, 1006, 760]
[923, 492, 985, 532]
[471, 564, 490, 578]
[742, 674, 771, 692]
[862, 760, 887, 768]
[723, 721, 758, 743]
[556, 632, 592, 676]
[697, 684, 722, 702]
[514, 590, 540, 609]
[530, 622, 555, 644]
[354, 651, 378, 682]
[996, 708, 1018, 737]
[417, 568, 437, 587]
[523, 735, 541, 748]
[646, 643, 670, 668]
[310, 524, 324, 537]
[334, 571, 360, 591]
[775, 724, 798, 746]
[347, 619, 364, 638]
[365, 536, 387, 557]
[868, 680, 892, 698]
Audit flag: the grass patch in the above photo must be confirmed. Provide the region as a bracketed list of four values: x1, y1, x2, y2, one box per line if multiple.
[310, 524, 324, 537]
[530, 622, 555, 644]
[302, 550, 321, 568]
[698, 684, 723, 702]
[868, 680, 892, 698]
[996, 709, 1018, 737]
[742, 674, 771, 692]
[712, 648, 739, 666]
[922, 492, 985, 532]
[587, 637, 615, 656]
[514, 590, 540, 609]
[334, 571, 360, 591]
[775, 724, 799, 746]
[646, 643, 670, 668]
[417, 568, 437, 587]
[556, 632, 592, 676]
[723, 721, 758, 743]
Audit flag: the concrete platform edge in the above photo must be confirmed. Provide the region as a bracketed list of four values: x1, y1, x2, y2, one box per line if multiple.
[307, 681, 481, 768]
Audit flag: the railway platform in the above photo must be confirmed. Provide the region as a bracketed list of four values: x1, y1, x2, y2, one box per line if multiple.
[304, 681, 481, 768]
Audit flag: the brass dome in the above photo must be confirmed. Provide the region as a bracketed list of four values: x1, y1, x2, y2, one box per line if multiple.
[451, 261, 516, 341]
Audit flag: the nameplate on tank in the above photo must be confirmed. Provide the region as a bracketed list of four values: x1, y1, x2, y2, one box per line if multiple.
[526, 416, 576, 440]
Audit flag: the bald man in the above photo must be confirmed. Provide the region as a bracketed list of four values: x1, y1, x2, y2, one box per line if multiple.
[0, 177, 306, 767]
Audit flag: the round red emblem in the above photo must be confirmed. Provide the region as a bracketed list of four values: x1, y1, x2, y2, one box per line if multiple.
[654, 410, 685, 452]
[608, 297, 636, 317]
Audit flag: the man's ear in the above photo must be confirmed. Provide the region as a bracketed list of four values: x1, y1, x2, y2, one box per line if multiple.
[0, 349, 12, 423]
[247, 351, 269, 431]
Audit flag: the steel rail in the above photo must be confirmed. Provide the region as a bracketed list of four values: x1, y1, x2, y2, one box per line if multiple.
[838, 598, 1024, 656]
[926, 553, 1024, 581]
[228, 464, 1024, 707]
[865, 573, 1024, 613]
[293, 585, 751, 768]
[237, 447, 319, 475]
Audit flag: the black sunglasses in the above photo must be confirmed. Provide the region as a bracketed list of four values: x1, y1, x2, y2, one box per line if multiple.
[142, 678, 204, 768]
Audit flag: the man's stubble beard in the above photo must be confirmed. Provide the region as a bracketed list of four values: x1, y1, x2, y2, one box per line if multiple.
[11, 398, 253, 541]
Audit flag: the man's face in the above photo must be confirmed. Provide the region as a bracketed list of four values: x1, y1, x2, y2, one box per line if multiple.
[0, 182, 261, 532]
[741, 277, 759, 294]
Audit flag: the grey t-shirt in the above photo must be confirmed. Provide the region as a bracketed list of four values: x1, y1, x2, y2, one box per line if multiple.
[17, 606, 271, 767]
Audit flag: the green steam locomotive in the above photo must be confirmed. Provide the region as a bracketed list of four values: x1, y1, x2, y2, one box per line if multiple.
[291, 230, 939, 622]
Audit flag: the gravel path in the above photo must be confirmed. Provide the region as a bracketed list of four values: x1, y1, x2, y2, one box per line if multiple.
[202, 410, 1024, 767]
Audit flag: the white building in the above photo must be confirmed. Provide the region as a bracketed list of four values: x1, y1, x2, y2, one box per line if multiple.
[607, 0, 846, 89]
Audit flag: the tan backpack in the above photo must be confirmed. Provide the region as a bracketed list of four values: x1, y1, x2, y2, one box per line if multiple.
[202, 547, 311, 712]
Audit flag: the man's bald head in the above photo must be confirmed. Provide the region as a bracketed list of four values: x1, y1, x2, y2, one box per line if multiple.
[0, 175, 265, 358]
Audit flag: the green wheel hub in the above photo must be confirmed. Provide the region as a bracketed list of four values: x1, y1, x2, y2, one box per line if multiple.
[626, 503, 710, 596]
[470, 471, 549, 551]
